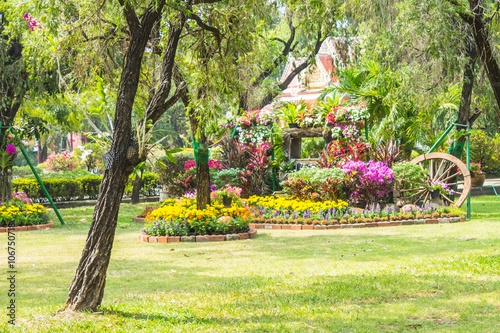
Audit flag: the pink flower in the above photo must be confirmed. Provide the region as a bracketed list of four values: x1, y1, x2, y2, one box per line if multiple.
[6, 144, 17, 158]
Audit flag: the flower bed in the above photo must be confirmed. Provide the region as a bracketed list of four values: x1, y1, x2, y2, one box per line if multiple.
[0, 192, 50, 227]
[141, 198, 252, 238]
[248, 196, 464, 226]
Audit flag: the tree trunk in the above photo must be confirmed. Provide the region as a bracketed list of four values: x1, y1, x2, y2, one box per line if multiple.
[460, 0, 500, 113]
[39, 142, 48, 163]
[457, 27, 477, 146]
[196, 161, 211, 209]
[131, 174, 143, 204]
[65, 165, 131, 311]
[0, 170, 12, 201]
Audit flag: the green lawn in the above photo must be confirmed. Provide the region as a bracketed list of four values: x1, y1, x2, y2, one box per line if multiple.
[1, 196, 500, 332]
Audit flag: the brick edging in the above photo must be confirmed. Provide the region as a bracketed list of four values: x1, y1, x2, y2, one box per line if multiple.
[0, 222, 54, 232]
[248, 216, 466, 230]
[139, 228, 258, 243]
[132, 217, 146, 223]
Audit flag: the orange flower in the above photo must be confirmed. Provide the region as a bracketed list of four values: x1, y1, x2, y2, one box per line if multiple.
[205, 221, 209, 225]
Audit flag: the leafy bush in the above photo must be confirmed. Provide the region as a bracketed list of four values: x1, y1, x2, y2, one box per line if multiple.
[12, 165, 43, 178]
[124, 172, 160, 197]
[469, 130, 500, 173]
[154, 152, 194, 187]
[12, 175, 102, 202]
[24, 169, 95, 179]
[392, 161, 428, 192]
[212, 168, 241, 189]
[282, 167, 344, 200]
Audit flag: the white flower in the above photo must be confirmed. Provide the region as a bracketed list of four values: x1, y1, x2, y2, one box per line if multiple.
[225, 111, 234, 120]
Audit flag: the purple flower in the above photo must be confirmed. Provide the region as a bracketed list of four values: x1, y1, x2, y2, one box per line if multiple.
[6, 143, 17, 158]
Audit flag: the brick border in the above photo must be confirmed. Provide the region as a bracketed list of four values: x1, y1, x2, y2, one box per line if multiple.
[248, 216, 466, 231]
[0, 222, 54, 233]
[139, 228, 258, 243]
[132, 217, 146, 223]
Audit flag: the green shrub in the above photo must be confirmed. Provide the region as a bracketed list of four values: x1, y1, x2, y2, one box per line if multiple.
[392, 161, 428, 191]
[124, 172, 160, 197]
[23, 168, 95, 179]
[154, 152, 194, 187]
[12, 165, 43, 178]
[469, 130, 500, 173]
[12, 176, 102, 202]
[212, 168, 241, 189]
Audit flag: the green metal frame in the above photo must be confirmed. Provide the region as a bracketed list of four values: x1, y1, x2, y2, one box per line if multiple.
[0, 122, 65, 225]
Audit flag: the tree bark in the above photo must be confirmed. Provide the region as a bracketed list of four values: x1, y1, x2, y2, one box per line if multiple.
[65, 165, 130, 310]
[457, 27, 478, 140]
[130, 174, 143, 204]
[457, 0, 500, 113]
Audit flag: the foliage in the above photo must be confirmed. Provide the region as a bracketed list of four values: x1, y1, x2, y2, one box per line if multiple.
[369, 138, 403, 168]
[144, 198, 251, 236]
[342, 160, 394, 204]
[0, 192, 49, 226]
[125, 172, 159, 197]
[392, 161, 428, 192]
[24, 169, 94, 179]
[282, 167, 345, 201]
[154, 152, 195, 187]
[212, 168, 241, 190]
[469, 130, 500, 172]
[12, 176, 102, 202]
[74, 143, 105, 172]
[12, 165, 43, 178]
[277, 101, 307, 124]
[46, 152, 79, 172]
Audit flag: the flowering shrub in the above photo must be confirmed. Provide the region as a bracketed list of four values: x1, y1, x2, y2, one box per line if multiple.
[282, 167, 344, 201]
[0, 192, 49, 226]
[236, 109, 274, 127]
[325, 105, 369, 165]
[470, 162, 482, 177]
[46, 152, 80, 172]
[143, 198, 251, 236]
[342, 160, 394, 204]
[211, 185, 242, 200]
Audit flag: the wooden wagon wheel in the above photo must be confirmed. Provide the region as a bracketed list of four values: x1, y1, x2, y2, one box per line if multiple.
[403, 152, 471, 207]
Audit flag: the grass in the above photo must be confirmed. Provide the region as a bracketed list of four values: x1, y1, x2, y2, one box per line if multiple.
[0, 196, 499, 332]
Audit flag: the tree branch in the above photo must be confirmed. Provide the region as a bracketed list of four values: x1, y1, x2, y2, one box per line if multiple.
[187, 12, 222, 47]
[118, 0, 140, 32]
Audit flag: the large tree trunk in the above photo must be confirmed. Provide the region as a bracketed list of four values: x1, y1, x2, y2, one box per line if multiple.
[65, 2, 187, 311]
[65, 166, 130, 310]
[457, 27, 477, 142]
[196, 159, 211, 209]
[459, 0, 500, 112]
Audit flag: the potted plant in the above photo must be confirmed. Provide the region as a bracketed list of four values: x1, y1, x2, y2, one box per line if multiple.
[427, 179, 456, 197]
[278, 101, 308, 128]
[211, 185, 242, 207]
[470, 162, 486, 187]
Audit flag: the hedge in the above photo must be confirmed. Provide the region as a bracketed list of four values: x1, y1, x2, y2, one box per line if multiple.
[124, 172, 160, 197]
[13, 173, 160, 202]
[12, 176, 102, 202]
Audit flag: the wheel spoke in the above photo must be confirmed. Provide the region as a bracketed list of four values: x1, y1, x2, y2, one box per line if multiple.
[442, 170, 461, 183]
[437, 164, 455, 181]
[441, 193, 454, 204]
[430, 159, 434, 179]
[436, 158, 446, 177]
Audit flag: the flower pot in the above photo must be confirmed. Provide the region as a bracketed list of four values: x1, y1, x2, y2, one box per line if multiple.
[222, 195, 233, 208]
[288, 122, 299, 128]
[471, 173, 486, 187]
